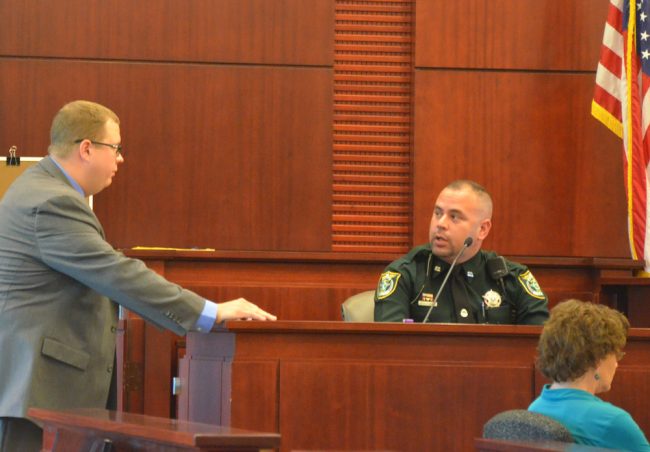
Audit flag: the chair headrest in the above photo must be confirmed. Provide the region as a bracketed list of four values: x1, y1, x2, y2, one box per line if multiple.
[483, 409, 573, 443]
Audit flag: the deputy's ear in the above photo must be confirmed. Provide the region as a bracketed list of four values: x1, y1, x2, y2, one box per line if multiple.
[477, 218, 492, 240]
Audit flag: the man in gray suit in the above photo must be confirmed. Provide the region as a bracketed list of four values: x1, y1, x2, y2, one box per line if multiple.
[0, 100, 276, 451]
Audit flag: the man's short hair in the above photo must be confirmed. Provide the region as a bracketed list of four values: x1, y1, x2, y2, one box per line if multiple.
[444, 179, 493, 218]
[48, 100, 120, 158]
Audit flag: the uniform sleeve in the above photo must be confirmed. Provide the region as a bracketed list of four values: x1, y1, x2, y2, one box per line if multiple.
[373, 264, 414, 322]
[508, 267, 549, 325]
[34, 194, 205, 335]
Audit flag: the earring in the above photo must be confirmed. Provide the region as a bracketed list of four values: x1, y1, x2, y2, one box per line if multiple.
[594, 373, 600, 381]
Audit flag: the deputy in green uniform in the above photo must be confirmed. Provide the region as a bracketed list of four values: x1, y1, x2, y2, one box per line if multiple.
[374, 180, 549, 324]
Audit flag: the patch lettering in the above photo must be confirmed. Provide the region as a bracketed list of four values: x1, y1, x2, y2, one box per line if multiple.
[376, 271, 401, 300]
[518, 270, 545, 299]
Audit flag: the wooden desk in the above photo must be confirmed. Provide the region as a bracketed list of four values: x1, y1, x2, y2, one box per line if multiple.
[177, 322, 650, 452]
[28, 408, 280, 452]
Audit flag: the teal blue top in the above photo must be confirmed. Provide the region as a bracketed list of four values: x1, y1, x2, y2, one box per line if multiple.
[529, 384, 650, 451]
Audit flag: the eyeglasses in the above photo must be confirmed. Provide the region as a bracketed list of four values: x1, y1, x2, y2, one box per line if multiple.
[74, 139, 123, 156]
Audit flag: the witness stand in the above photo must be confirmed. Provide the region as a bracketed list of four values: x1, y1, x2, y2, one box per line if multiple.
[178, 321, 650, 452]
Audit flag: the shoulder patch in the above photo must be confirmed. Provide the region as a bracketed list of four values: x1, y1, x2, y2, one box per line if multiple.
[376, 271, 401, 300]
[518, 270, 545, 300]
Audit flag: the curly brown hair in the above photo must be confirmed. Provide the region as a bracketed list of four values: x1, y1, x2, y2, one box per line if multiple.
[536, 299, 629, 383]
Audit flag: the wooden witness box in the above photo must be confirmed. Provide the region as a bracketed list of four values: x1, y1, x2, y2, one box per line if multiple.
[178, 321, 650, 452]
[28, 407, 280, 452]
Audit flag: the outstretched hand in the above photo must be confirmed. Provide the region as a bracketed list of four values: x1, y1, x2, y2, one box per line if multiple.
[216, 298, 277, 323]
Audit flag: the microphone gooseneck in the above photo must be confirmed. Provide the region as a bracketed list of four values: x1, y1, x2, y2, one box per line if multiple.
[422, 237, 473, 323]
[409, 253, 433, 306]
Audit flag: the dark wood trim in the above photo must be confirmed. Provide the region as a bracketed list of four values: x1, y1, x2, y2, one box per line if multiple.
[28, 407, 281, 452]
[220, 319, 545, 337]
[124, 249, 644, 271]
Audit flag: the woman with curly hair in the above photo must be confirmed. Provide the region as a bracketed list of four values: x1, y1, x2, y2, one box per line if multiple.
[528, 299, 649, 450]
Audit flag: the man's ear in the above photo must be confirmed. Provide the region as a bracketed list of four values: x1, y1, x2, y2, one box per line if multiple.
[77, 139, 92, 163]
[477, 218, 492, 240]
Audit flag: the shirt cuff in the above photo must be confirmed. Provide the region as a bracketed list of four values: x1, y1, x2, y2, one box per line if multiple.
[194, 300, 218, 333]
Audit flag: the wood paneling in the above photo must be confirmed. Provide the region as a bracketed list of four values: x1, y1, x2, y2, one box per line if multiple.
[413, 70, 627, 257]
[142, 324, 177, 418]
[116, 318, 144, 414]
[231, 361, 279, 433]
[185, 286, 360, 322]
[0, 0, 333, 66]
[279, 361, 532, 451]
[126, 252, 644, 324]
[179, 322, 650, 452]
[0, 59, 333, 250]
[165, 257, 385, 320]
[415, 0, 609, 70]
[0, 0, 635, 262]
[174, 268, 595, 317]
[625, 286, 650, 327]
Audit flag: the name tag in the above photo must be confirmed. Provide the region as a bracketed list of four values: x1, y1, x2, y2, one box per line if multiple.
[418, 293, 436, 307]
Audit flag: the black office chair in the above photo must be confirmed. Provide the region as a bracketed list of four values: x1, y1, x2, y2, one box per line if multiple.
[483, 409, 574, 443]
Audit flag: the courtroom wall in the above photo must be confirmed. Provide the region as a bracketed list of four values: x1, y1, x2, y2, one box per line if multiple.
[0, 0, 628, 259]
[413, 0, 626, 257]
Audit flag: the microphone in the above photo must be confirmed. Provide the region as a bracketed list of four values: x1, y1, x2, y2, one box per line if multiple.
[487, 255, 511, 321]
[487, 256, 508, 280]
[422, 237, 473, 323]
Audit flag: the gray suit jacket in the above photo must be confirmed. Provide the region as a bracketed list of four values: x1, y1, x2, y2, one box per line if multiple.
[0, 157, 205, 418]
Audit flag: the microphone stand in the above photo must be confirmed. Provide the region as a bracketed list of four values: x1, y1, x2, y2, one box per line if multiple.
[422, 238, 472, 323]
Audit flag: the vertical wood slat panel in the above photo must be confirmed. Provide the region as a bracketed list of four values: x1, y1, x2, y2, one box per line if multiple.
[332, 0, 414, 254]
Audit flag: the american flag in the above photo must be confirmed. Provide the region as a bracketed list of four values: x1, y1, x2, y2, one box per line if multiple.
[593, 0, 650, 273]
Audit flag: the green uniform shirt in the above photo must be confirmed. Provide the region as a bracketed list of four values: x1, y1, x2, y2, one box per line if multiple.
[374, 245, 549, 324]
